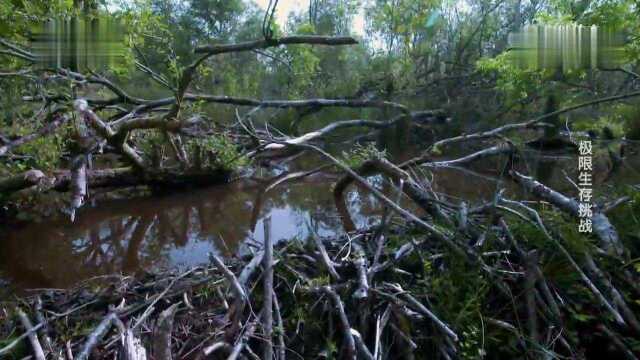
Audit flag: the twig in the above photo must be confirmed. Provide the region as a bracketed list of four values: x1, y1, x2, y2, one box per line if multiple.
[238, 251, 265, 287]
[353, 257, 369, 299]
[16, 308, 46, 360]
[428, 90, 640, 153]
[34, 297, 57, 358]
[600, 325, 639, 360]
[202, 341, 232, 356]
[273, 290, 286, 360]
[296, 143, 464, 256]
[210, 253, 247, 304]
[132, 268, 196, 328]
[119, 328, 148, 360]
[351, 329, 375, 360]
[312, 235, 341, 281]
[510, 170, 623, 256]
[228, 319, 258, 360]
[76, 312, 118, 360]
[319, 286, 356, 360]
[263, 216, 274, 360]
[384, 284, 459, 342]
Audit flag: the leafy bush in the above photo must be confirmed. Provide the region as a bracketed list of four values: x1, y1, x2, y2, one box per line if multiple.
[340, 142, 387, 168]
[190, 133, 249, 172]
[0, 121, 68, 176]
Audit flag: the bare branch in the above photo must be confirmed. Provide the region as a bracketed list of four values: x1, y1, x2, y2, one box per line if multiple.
[153, 303, 179, 360]
[510, 170, 622, 255]
[0, 111, 68, 158]
[262, 217, 274, 360]
[319, 286, 356, 360]
[76, 312, 117, 360]
[195, 35, 358, 55]
[16, 308, 46, 360]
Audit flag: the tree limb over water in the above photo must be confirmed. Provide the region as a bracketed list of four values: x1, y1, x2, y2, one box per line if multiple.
[195, 35, 358, 55]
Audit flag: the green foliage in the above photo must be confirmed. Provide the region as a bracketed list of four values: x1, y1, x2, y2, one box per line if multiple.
[0, 121, 68, 175]
[0, 0, 76, 38]
[195, 282, 216, 300]
[601, 185, 640, 249]
[476, 53, 547, 106]
[366, 0, 440, 55]
[0, 334, 27, 358]
[307, 274, 331, 287]
[616, 103, 640, 140]
[340, 142, 387, 168]
[410, 252, 493, 358]
[190, 133, 249, 172]
[460, 323, 486, 359]
[571, 101, 640, 140]
[572, 114, 626, 139]
[284, 43, 321, 97]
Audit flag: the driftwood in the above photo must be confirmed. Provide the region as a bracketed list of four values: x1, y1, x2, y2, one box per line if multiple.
[385, 284, 458, 342]
[353, 257, 369, 299]
[73, 99, 146, 169]
[227, 319, 258, 360]
[69, 154, 88, 222]
[34, 297, 58, 359]
[272, 290, 286, 360]
[401, 89, 640, 167]
[1, 199, 635, 359]
[210, 254, 247, 306]
[260, 111, 443, 152]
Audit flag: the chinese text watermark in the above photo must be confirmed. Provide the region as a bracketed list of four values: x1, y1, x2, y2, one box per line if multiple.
[578, 140, 593, 233]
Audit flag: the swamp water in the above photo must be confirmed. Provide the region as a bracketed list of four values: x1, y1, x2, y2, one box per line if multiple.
[1, 138, 638, 293]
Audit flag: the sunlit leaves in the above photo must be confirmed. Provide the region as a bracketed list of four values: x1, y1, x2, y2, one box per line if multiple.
[366, 0, 441, 55]
[476, 53, 547, 104]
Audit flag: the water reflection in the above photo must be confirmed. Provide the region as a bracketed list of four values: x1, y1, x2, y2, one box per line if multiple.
[0, 168, 388, 291]
[1, 140, 638, 292]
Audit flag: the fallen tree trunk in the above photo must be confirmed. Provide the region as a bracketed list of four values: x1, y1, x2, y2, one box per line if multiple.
[195, 35, 358, 55]
[261, 116, 409, 151]
[333, 158, 452, 229]
[69, 154, 88, 222]
[0, 170, 47, 194]
[0, 167, 231, 197]
[510, 170, 623, 255]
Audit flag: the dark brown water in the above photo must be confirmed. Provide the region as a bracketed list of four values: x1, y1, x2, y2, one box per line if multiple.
[1, 139, 638, 293]
[0, 173, 368, 291]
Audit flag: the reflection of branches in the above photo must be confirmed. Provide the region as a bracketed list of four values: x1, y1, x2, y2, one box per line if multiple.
[124, 216, 155, 273]
[249, 185, 265, 233]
